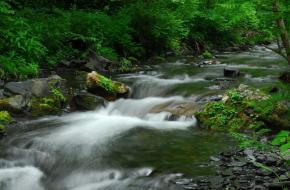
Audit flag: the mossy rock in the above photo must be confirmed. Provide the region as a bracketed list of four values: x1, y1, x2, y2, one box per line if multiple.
[29, 97, 64, 117]
[0, 111, 12, 136]
[0, 124, 6, 136]
[86, 71, 129, 100]
[202, 50, 213, 59]
[0, 111, 12, 123]
[71, 92, 106, 111]
[197, 84, 290, 132]
[0, 95, 30, 114]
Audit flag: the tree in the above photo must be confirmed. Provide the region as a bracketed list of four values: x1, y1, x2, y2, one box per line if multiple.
[273, 0, 290, 64]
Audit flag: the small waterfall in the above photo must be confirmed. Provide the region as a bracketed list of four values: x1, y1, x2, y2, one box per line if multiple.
[121, 74, 204, 98]
[0, 89, 196, 190]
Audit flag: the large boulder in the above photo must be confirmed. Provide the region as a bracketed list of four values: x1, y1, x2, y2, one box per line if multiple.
[71, 91, 106, 111]
[59, 59, 87, 68]
[197, 84, 290, 131]
[2, 75, 67, 116]
[4, 75, 66, 97]
[82, 54, 115, 72]
[59, 52, 118, 73]
[86, 71, 129, 100]
[151, 102, 199, 121]
[0, 95, 30, 114]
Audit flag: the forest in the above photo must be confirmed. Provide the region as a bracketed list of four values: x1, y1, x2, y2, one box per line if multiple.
[0, 0, 290, 190]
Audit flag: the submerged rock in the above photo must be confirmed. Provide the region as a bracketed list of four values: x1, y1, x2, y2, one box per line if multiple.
[224, 68, 241, 77]
[151, 102, 199, 121]
[71, 91, 106, 111]
[193, 60, 221, 67]
[86, 71, 129, 100]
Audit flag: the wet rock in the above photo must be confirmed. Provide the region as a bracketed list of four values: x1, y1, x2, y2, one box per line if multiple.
[4, 75, 66, 98]
[82, 54, 115, 72]
[279, 72, 290, 83]
[175, 179, 193, 185]
[0, 80, 4, 88]
[150, 102, 199, 121]
[254, 185, 266, 190]
[269, 181, 290, 190]
[197, 95, 223, 103]
[224, 68, 241, 77]
[0, 89, 4, 99]
[194, 60, 221, 67]
[71, 91, 106, 111]
[0, 95, 30, 114]
[175, 148, 289, 190]
[86, 71, 130, 100]
[210, 156, 220, 162]
[60, 59, 87, 68]
[228, 161, 246, 167]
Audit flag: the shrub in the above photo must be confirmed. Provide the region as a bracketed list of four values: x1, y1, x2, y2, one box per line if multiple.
[272, 130, 290, 156]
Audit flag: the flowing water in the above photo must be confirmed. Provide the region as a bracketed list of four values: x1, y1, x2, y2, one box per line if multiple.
[0, 46, 287, 190]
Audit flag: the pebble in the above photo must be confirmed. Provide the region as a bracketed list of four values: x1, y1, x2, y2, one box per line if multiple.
[174, 148, 289, 190]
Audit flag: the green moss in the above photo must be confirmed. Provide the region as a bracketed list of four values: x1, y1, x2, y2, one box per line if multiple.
[202, 50, 213, 59]
[0, 98, 10, 111]
[30, 97, 62, 117]
[0, 111, 12, 136]
[0, 124, 6, 135]
[99, 75, 118, 94]
[30, 88, 66, 117]
[197, 85, 290, 132]
[0, 111, 12, 123]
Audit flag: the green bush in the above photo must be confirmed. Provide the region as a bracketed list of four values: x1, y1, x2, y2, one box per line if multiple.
[197, 85, 290, 132]
[0, 0, 279, 79]
[272, 130, 290, 156]
[202, 50, 213, 59]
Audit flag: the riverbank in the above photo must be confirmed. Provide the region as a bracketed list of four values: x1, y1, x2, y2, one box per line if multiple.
[175, 148, 289, 190]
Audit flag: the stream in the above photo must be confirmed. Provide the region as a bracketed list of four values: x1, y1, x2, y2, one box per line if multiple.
[0, 45, 288, 190]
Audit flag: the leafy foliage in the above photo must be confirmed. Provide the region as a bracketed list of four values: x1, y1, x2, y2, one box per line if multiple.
[99, 76, 117, 94]
[197, 84, 290, 132]
[1, 0, 288, 78]
[0, 111, 12, 135]
[272, 130, 290, 156]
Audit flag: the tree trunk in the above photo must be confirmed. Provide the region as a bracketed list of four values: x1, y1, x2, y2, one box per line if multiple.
[273, 0, 290, 64]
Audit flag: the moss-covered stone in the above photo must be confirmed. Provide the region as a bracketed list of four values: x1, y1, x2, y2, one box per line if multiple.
[0, 98, 11, 111]
[29, 97, 62, 117]
[0, 95, 29, 114]
[29, 87, 67, 117]
[0, 111, 12, 136]
[196, 84, 290, 132]
[86, 71, 129, 100]
[0, 111, 12, 123]
[71, 92, 106, 111]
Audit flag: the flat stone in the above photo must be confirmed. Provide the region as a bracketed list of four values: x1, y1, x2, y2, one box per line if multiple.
[175, 178, 192, 185]
[4, 75, 66, 98]
[210, 156, 221, 162]
[228, 161, 246, 167]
